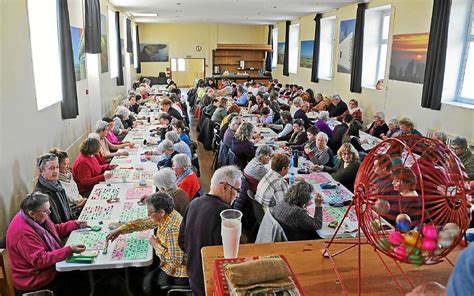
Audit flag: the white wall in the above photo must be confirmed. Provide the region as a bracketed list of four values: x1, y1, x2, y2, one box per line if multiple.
[273, 0, 474, 141]
[0, 0, 134, 235]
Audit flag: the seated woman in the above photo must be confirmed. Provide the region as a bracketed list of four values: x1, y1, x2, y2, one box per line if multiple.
[316, 143, 361, 192]
[347, 99, 363, 123]
[269, 111, 293, 141]
[312, 94, 332, 112]
[106, 193, 188, 296]
[49, 148, 87, 217]
[6, 192, 87, 294]
[156, 140, 179, 168]
[271, 181, 323, 241]
[165, 131, 192, 159]
[95, 120, 131, 161]
[306, 132, 334, 167]
[399, 117, 422, 136]
[112, 106, 131, 141]
[172, 154, 201, 200]
[315, 111, 333, 138]
[242, 145, 273, 193]
[381, 118, 402, 139]
[246, 94, 258, 114]
[171, 120, 191, 146]
[103, 117, 123, 145]
[231, 122, 257, 170]
[152, 168, 190, 215]
[343, 122, 367, 154]
[366, 112, 389, 139]
[286, 119, 308, 148]
[211, 97, 228, 124]
[72, 138, 113, 197]
[259, 107, 273, 124]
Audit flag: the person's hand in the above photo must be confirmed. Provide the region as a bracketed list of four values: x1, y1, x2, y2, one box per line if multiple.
[311, 165, 322, 172]
[106, 229, 122, 242]
[122, 129, 128, 134]
[267, 124, 273, 128]
[361, 139, 369, 144]
[148, 235, 160, 248]
[76, 198, 87, 208]
[119, 151, 129, 157]
[109, 164, 118, 170]
[314, 193, 323, 207]
[139, 195, 149, 204]
[76, 220, 88, 229]
[104, 171, 112, 180]
[128, 142, 135, 148]
[71, 244, 86, 254]
[295, 175, 305, 182]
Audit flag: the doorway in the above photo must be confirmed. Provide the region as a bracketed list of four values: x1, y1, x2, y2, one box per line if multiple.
[170, 58, 205, 88]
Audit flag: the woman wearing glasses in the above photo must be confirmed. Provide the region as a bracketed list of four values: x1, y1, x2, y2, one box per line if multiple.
[313, 143, 361, 192]
[6, 192, 88, 295]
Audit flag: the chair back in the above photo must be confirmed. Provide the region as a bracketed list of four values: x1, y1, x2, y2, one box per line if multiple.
[248, 191, 265, 225]
[0, 249, 15, 296]
[255, 211, 288, 244]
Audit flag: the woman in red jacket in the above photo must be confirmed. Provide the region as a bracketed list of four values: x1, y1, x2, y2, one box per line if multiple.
[72, 138, 115, 196]
[6, 192, 87, 294]
[172, 154, 201, 200]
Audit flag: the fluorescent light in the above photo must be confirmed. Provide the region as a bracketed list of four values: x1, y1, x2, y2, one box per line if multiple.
[131, 13, 158, 17]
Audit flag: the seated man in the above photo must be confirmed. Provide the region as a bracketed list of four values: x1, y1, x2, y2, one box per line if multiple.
[451, 136, 474, 181]
[293, 101, 312, 128]
[35, 153, 74, 223]
[160, 98, 183, 121]
[179, 166, 242, 295]
[327, 94, 348, 118]
[255, 154, 290, 209]
[107, 192, 188, 296]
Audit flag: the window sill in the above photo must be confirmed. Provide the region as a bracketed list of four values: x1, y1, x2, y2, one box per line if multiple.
[363, 86, 384, 92]
[318, 77, 333, 81]
[442, 101, 474, 110]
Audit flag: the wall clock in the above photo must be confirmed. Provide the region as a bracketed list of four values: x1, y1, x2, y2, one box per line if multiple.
[195, 45, 202, 52]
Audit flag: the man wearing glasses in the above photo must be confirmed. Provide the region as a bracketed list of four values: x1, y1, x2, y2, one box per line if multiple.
[451, 137, 474, 181]
[178, 166, 242, 296]
[34, 153, 74, 224]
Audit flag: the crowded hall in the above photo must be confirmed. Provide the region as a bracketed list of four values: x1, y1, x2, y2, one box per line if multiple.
[2, 0, 474, 295]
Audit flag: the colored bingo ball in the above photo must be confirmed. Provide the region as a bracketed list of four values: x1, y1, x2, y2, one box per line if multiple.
[374, 199, 390, 214]
[443, 223, 461, 237]
[404, 230, 420, 246]
[422, 224, 438, 240]
[395, 214, 412, 232]
[394, 246, 407, 260]
[388, 231, 404, 245]
[422, 238, 437, 251]
[379, 238, 391, 251]
[438, 230, 454, 248]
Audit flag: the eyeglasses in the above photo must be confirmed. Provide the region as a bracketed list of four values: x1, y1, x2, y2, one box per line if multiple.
[35, 208, 51, 214]
[221, 182, 241, 194]
[451, 146, 463, 151]
[36, 153, 57, 168]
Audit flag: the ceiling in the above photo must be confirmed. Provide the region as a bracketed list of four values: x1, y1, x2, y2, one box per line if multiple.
[110, 0, 359, 25]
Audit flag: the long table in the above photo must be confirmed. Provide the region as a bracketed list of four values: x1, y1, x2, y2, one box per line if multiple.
[202, 239, 461, 295]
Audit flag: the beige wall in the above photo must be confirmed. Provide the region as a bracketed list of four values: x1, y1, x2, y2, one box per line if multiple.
[273, 0, 474, 141]
[0, 0, 133, 235]
[138, 23, 267, 77]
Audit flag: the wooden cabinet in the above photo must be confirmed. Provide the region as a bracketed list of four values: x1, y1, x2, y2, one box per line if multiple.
[212, 44, 272, 76]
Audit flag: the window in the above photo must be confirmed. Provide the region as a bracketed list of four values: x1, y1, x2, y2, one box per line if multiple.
[457, 2, 474, 104]
[171, 58, 186, 72]
[133, 24, 138, 69]
[319, 17, 336, 79]
[108, 9, 118, 78]
[272, 28, 278, 69]
[27, 0, 62, 110]
[288, 24, 300, 74]
[362, 6, 391, 88]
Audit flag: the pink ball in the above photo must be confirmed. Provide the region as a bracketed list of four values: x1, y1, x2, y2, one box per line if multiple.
[394, 246, 407, 260]
[388, 231, 404, 245]
[422, 238, 437, 251]
[422, 225, 438, 240]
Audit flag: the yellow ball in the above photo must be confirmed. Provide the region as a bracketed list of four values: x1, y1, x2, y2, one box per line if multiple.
[404, 230, 420, 246]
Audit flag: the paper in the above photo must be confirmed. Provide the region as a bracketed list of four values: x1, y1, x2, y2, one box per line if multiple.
[126, 187, 154, 199]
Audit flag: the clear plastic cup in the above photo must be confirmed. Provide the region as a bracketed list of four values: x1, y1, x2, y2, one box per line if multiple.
[220, 209, 242, 259]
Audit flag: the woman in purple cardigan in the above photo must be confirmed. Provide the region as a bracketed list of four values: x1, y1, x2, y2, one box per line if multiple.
[315, 111, 333, 138]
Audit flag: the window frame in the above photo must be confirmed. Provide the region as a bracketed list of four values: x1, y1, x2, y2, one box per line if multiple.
[272, 28, 278, 69]
[288, 23, 300, 74]
[455, 0, 474, 104]
[318, 16, 336, 80]
[375, 13, 390, 82]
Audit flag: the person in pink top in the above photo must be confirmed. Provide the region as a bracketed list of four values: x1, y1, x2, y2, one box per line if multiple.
[72, 138, 115, 196]
[6, 192, 88, 294]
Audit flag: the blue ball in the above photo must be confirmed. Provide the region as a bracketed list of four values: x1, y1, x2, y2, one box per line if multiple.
[395, 214, 412, 232]
[466, 233, 474, 242]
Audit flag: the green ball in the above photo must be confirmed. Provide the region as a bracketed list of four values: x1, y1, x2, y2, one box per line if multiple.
[379, 238, 391, 251]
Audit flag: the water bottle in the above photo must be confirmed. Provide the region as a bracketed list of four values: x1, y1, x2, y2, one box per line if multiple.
[292, 150, 298, 168]
[289, 173, 295, 186]
[289, 156, 294, 169]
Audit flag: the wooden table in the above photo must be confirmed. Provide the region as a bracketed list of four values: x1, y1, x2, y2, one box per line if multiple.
[202, 239, 461, 295]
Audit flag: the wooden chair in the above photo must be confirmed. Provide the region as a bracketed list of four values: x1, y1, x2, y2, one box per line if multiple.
[0, 249, 15, 296]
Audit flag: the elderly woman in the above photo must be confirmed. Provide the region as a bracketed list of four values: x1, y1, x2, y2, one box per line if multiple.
[6, 192, 87, 294]
[49, 148, 87, 216]
[269, 111, 293, 141]
[271, 181, 323, 241]
[165, 131, 192, 158]
[152, 168, 190, 215]
[315, 110, 333, 138]
[72, 138, 113, 196]
[112, 106, 131, 140]
[231, 122, 257, 170]
[433, 130, 448, 144]
[399, 117, 422, 136]
[106, 193, 188, 296]
[366, 111, 389, 139]
[315, 143, 361, 192]
[95, 120, 131, 161]
[287, 119, 308, 147]
[381, 118, 402, 139]
[312, 93, 331, 112]
[157, 140, 179, 168]
[243, 145, 273, 192]
[222, 115, 242, 147]
[172, 153, 201, 200]
[306, 132, 334, 166]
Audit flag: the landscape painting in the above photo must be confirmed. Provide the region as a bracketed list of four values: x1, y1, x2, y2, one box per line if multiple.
[277, 42, 285, 65]
[389, 33, 429, 84]
[139, 43, 169, 62]
[300, 40, 314, 68]
[100, 14, 109, 73]
[337, 19, 356, 74]
[70, 26, 86, 81]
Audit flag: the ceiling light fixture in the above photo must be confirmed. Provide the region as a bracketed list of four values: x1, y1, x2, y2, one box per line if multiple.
[131, 13, 158, 17]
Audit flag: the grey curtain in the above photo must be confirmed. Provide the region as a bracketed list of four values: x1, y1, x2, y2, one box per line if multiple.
[311, 14, 322, 83]
[136, 25, 141, 73]
[350, 3, 367, 93]
[283, 21, 290, 76]
[84, 0, 101, 53]
[57, 0, 79, 119]
[421, 0, 452, 110]
[126, 18, 132, 53]
[265, 25, 274, 72]
[115, 11, 124, 85]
